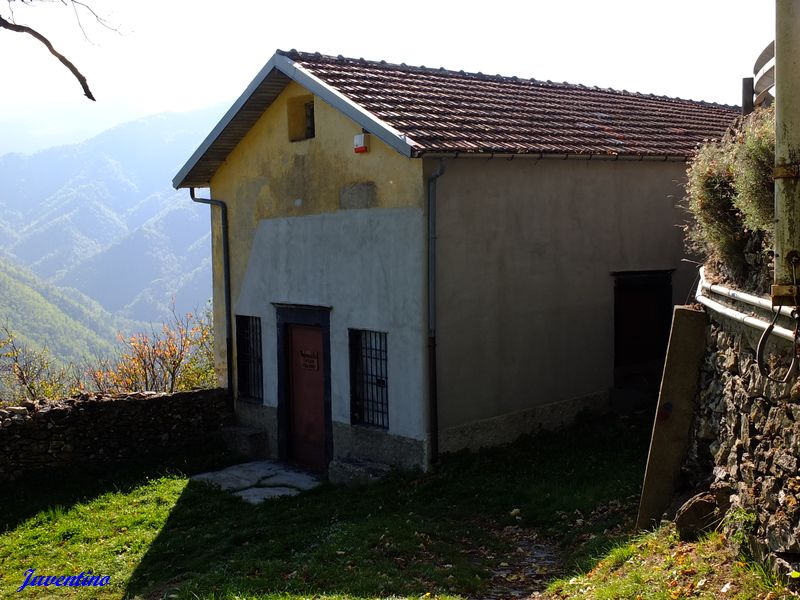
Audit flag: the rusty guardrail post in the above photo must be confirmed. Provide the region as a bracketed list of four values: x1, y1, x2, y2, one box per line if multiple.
[773, 0, 800, 305]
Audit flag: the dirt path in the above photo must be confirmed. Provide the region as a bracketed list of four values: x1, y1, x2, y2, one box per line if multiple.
[458, 524, 560, 600]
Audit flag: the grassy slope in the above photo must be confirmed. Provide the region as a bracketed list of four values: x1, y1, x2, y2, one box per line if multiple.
[543, 525, 796, 600]
[0, 413, 649, 599]
[0, 411, 790, 599]
[0, 257, 137, 365]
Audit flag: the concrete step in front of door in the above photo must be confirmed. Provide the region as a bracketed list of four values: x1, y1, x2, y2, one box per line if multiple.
[220, 425, 267, 459]
[191, 460, 321, 504]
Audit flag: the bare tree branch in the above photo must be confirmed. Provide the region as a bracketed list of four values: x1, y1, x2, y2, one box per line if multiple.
[0, 12, 95, 100]
[71, 0, 113, 31]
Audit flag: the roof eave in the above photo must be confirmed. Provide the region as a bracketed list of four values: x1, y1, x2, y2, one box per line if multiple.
[172, 53, 418, 190]
[172, 53, 285, 190]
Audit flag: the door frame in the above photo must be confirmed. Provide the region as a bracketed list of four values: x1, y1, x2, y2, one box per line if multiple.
[274, 304, 333, 466]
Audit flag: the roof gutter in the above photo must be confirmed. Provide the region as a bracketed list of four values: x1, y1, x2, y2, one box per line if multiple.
[190, 188, 234, 395]
[427, 159, 446, 464]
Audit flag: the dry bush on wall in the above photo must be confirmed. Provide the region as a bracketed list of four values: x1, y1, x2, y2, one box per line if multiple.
[684, 107, 775, 290]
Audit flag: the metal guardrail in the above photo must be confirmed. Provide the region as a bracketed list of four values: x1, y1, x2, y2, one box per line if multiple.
[695, 267, 796, 343]
[745, 40, 775, 114]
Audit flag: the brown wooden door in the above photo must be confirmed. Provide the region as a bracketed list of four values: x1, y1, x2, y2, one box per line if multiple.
[288, 324, 327, 472]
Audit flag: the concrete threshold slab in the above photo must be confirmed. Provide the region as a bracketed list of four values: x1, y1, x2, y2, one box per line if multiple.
[191, 460, 321, 503]
[234, 486, 300, 504]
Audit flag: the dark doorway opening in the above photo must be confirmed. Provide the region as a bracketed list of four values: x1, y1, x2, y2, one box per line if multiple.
[613, 270, 674, 394]
[275, 305, 332, 473]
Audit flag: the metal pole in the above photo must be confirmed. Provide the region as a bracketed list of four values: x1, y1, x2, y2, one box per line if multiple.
[742, 77, 754, 116]
[772, 0, 800, 304]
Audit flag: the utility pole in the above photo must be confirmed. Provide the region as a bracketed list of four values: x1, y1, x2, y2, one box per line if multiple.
[773, 0, 800, 306]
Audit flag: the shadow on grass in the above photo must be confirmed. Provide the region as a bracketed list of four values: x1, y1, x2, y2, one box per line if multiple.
[124, 410, 654, 599]
[124, 473, 503, 599]
[0, 440, 242, 533]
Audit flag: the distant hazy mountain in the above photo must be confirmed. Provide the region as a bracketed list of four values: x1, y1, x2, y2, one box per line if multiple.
[0, 257, 130, 365]
[0, 106, 223, 323]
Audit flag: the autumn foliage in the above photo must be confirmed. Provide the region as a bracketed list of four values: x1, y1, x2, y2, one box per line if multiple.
[0, 308, 216, 403]
[88, 309, 214, 394]
[0, 327, 80, 403]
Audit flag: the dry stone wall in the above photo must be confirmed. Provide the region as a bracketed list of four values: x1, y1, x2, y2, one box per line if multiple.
[684, 314, 800, 569]
[0, 388, 231, 482]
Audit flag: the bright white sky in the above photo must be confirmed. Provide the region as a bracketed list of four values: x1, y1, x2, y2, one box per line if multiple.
[0, 0, 776, 155]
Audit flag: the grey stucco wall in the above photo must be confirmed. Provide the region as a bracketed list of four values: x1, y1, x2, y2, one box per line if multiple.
[431, 157, 692, 437]
[234, 207, 429, 448]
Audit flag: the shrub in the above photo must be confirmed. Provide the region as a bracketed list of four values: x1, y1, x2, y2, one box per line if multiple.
[0, 308, 215, 403]
[685, 134, 747, 273]
[89, 307, 215, 394]
[0, 327, 81, 403]
[732, 107, 775, 237]
[684, 107, 775, 289]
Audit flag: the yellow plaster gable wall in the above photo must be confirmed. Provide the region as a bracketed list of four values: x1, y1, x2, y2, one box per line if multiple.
[206, 80, 424, 383]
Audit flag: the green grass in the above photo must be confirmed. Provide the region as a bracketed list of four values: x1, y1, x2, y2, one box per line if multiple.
[544, 526, 796, 600]
[0, 412, 651, 599]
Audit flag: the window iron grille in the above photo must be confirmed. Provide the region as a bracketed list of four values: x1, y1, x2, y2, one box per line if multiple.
[349, 329, 388, 429]
[236, 315, 263, 401]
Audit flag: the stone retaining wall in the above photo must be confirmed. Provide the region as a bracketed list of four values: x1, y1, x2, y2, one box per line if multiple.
[0, 388, 231, 482]
[684, 313, 800, 569]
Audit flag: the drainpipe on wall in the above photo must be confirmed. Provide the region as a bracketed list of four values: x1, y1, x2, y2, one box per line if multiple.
[772, 0, 800, 307]
[190, 187, 234, 396]
[427, 160, 446, 464]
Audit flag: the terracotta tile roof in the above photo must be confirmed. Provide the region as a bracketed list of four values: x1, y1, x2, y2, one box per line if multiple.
[282, 50, 739, 158]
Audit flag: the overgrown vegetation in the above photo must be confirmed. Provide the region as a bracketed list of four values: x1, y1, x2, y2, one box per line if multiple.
[0, 307, 215, 404]
[685, 106, 775, 292]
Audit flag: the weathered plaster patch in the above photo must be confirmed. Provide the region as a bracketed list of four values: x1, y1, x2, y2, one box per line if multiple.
[340, 182, 377, 209]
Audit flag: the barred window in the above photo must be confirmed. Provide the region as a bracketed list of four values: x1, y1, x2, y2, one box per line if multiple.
[236, 315, 263, 401]
[349, 329, 388, 429]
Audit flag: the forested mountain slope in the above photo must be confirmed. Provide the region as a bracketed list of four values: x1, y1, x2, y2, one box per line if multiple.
[0, 257, 134, 365]
[0, 106, 222, 322]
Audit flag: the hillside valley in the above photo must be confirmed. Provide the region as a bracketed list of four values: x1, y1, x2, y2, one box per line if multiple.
[0, 257, 129, 365]
[0, 106, 223, 361]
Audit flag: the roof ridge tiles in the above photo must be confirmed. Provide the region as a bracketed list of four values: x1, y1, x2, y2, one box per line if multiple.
[276, 48, 738, 110]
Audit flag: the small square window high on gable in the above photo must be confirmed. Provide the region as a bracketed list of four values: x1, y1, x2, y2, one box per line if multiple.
[287, 95, 315, 141]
